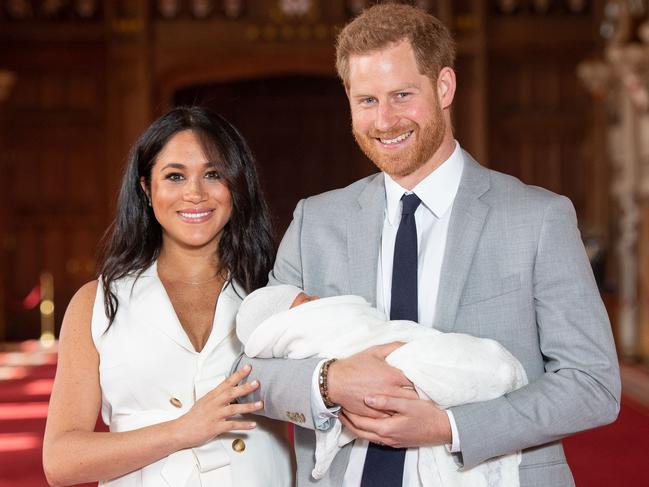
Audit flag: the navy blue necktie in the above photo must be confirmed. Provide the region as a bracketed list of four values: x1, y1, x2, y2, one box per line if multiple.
[360, 193, 421, 487]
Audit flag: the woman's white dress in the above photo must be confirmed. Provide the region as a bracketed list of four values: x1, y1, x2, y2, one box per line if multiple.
[91, 262, 294, 487]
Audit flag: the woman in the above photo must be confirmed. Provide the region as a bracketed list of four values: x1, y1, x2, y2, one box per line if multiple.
[43, 106, 294, 486]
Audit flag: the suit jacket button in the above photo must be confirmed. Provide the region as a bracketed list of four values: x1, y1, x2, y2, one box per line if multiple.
[286, 411, 305, 424]
[169, 397, 182, 408]
[232, 438, 246, 452]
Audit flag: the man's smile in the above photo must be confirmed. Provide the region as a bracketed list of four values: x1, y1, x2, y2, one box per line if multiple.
[377, 130, 414, 146]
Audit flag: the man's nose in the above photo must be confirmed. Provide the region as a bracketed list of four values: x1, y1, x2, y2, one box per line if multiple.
[375, 102, 399, 132]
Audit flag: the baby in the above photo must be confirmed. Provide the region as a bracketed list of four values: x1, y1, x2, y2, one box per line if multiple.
[236, 285, 527, 487]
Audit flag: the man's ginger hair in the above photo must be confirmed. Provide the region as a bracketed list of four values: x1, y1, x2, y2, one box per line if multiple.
[335, 3, 456, 86]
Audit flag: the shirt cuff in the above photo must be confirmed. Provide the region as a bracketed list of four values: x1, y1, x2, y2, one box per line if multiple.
[310, 358, 340, 431]
[446, 409, 461, 453]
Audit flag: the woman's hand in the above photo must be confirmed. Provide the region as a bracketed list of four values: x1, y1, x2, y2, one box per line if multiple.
[173, 364, 264, 448]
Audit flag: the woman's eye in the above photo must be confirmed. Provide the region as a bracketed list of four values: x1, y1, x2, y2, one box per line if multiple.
[165, 172, 184, 182]
[205, 171, 221, 179]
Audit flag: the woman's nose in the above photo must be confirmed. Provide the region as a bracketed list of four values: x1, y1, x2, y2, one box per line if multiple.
[183, 179, 207, 203]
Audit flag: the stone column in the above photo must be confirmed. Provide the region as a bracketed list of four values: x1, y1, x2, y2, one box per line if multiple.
[639, 200, 649, 364]
[608, 78, 640, 358]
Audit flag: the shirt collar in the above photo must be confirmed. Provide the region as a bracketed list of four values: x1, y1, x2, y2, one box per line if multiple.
[384, 140, 464, 225]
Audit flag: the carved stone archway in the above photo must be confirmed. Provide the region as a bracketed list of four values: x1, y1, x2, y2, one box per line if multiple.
[156, 49, 337, 112]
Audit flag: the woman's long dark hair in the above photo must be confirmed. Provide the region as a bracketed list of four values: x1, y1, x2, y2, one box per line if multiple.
[98, 106, 275, 325]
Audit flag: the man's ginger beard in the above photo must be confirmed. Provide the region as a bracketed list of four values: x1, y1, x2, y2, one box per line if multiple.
[352, 100, 446, 178]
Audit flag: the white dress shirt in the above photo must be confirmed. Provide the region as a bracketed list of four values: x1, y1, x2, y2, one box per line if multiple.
[311, 142, 465, 486]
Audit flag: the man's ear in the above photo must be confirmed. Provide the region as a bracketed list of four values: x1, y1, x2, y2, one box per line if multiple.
[437, 67, 456, 110]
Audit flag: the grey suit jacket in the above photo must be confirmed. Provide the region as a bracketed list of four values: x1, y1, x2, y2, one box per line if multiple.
[238, 151, 620, 487]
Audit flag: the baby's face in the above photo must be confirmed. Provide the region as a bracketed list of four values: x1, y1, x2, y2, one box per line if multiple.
[290, 292, 319, 308]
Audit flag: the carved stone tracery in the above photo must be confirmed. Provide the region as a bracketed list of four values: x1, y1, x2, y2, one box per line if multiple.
[579, 0, 649, 360]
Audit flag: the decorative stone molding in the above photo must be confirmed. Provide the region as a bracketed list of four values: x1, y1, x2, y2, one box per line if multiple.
[495, 0, 590, 15]
[2, 0, 101, 20]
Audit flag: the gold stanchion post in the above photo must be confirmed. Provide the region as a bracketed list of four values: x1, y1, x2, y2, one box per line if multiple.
[40, 272, 55, 348]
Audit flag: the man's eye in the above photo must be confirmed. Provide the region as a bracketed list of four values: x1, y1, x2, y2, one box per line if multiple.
[205, 171, 221, 179]
[396, 92, 411, 99]
[362, 97, 377, 105]
[165, 173, 184, 181]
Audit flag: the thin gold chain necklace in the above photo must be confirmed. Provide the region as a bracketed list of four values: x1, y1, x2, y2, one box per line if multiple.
[158, 268, 224, 286]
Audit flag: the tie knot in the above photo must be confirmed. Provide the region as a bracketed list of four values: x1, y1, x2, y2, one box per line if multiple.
[401, 193, 421, 215]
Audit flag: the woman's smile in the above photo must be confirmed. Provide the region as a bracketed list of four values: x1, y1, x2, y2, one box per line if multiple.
[177, 208, 215, 223]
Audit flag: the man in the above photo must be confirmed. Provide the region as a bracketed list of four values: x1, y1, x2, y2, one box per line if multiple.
[238, 4, 620, 486]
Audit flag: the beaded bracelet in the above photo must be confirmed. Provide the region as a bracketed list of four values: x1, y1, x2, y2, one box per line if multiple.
[318, 358, 337, 408]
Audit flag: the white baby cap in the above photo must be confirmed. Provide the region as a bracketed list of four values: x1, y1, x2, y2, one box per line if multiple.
[236, 284, 303, 344]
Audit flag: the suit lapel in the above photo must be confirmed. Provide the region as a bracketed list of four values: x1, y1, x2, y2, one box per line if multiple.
[435, 151, 491, 332]
[347, 174, 385, 306]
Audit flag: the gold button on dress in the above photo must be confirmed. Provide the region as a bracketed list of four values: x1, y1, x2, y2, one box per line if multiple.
[232, 438, 246, 452]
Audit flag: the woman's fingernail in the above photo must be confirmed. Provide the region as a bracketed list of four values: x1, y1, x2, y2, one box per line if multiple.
[365, 396, 376, 406]
[251, 380, 259, 387]
[244, 364, 252, 371]
[256, 401, 263, 407]
[250, 422, 257, 428]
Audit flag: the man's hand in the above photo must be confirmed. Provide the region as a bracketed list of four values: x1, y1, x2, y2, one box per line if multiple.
[327, 342, 417, 418]
[339, 395, 452, 448]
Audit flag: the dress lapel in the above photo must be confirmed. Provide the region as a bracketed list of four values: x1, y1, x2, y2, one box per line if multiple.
[347, 175, 385, 306]
[199, 280, 242, 358]
[135, 263, 242, 356]
[134, 262, 198, 354]
[434, 151, 491, 332]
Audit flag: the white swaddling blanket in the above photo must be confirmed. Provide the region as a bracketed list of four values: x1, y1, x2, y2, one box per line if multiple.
[237, 291, 528, 487]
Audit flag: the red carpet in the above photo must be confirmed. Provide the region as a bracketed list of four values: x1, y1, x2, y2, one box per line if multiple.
[1, 342, 648, 486]
[563, 396, 649, 486]
[0, 342, 96, 487]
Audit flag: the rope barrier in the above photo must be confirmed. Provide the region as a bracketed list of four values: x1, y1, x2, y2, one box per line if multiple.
[0, 272, 55, 347]
[4, 284, 41, 312]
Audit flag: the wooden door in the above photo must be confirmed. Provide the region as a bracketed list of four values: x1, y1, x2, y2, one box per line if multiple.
[0, 44, 108, 341]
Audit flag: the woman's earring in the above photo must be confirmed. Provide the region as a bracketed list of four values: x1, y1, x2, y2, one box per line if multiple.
[147, 196, 152, 207]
